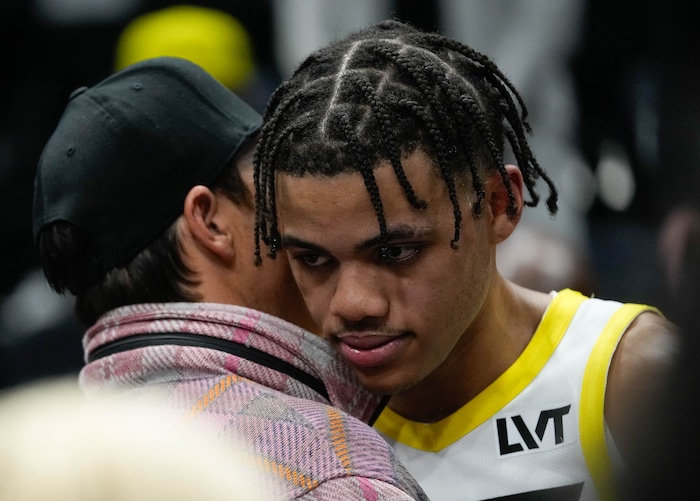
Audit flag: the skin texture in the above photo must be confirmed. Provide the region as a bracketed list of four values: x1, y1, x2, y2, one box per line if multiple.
[605, 311, 678, 461]
[277, 150, 548, 422]
[275, 149, 678, 460]
[176, 155, 318, 334]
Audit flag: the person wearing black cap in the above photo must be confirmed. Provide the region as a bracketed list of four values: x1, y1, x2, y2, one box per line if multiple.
[33, 56, 428, 501]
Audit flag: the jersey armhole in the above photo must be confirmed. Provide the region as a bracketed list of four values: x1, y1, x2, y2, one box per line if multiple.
[579, 303, 659, 500]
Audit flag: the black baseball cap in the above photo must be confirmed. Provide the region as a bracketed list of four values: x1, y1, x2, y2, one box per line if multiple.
[32, 56, 262, 292]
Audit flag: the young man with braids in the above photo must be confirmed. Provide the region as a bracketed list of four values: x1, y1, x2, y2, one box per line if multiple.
[32, 56, 429, 501]
[254, 20, 678, 500]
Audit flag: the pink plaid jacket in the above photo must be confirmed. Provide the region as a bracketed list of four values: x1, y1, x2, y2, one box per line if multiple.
[80, 302, 428, 500]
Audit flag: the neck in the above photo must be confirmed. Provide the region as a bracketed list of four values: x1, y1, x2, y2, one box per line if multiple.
[388, 279, 551, 423]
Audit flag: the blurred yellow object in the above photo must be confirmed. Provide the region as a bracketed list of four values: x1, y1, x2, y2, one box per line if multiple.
[115, 5, 255, 90]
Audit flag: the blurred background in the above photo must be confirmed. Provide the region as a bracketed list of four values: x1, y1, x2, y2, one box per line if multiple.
[1, 0, 698, 390]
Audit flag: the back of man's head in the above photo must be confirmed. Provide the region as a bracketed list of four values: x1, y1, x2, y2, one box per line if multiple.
[33, 57, 261, 323]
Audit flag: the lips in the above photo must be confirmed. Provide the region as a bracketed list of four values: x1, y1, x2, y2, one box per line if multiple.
[336, 332, 408, 368]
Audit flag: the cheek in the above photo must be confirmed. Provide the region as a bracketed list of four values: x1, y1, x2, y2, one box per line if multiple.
[384, 261, 461, 335]
[403, 243, 491, 324]
[402, 275, 463, 330]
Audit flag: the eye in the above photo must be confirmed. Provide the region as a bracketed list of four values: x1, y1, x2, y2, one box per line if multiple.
[381, 245, 419, 264]
[295, 252, 332, 268]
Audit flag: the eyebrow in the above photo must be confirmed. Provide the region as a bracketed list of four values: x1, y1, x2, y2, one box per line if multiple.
[281, 224, 433, 253]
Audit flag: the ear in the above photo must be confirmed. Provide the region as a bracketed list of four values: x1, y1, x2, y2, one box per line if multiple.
[183, 186, 235, 261]
[486, 164, 524, 244]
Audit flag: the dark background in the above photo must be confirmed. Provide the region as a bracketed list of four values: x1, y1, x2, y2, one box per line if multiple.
[1, 0, 697, 395]
[1, 0, 699, 497]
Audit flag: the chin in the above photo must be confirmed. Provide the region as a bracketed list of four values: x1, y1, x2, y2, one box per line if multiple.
[355, 371, 415, 397]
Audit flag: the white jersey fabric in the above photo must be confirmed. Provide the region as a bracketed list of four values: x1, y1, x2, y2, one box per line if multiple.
[374, 289, 657, 501]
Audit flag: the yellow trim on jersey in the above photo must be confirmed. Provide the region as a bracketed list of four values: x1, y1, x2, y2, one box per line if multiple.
[374, 289, 588, 452]
[579, 303, 659, 501]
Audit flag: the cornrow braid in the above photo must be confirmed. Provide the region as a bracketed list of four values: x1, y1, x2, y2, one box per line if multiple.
[254, 19, 558, 262]
[354, 73, 427, 211]
[395, 97, 464, 247]
[340, 113, 392, 261]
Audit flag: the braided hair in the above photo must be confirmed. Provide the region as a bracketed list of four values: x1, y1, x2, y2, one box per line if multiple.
[254, 19, 557, 262]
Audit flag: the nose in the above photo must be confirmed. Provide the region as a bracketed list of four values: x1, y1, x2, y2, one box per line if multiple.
[329, 264, 389, 322]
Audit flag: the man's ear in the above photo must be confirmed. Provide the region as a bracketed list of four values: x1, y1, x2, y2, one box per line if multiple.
[486, 164, 524, 244]
[183, 186, 235, 261]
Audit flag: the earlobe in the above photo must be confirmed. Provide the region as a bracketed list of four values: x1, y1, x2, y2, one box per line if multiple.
[487, 165, 524, 243]
[183, 186, 235, 261]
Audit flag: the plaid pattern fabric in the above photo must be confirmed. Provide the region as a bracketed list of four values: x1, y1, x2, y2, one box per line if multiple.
[80, 303, 428, 500]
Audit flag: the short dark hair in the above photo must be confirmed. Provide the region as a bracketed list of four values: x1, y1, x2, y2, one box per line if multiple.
[36, 138, 256, 326]
[255, 20, 558, 261]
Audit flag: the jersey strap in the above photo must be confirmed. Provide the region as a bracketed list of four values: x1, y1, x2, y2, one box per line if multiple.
[579, 302, 660, 500]
[374, 289, 587, 451]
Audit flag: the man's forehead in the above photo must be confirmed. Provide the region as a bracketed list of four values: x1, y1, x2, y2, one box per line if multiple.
[276, 170, 367, 192]
[276, 156, 440, 204]
[275, 171, 376, 213]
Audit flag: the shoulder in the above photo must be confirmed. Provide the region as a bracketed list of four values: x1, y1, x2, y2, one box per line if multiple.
[273, 402, 426, 499]
[605, 309, 680, 460]
[203, 385, 417, 495]
[608, 310, 679, 399]
[299, 409, 427, 499]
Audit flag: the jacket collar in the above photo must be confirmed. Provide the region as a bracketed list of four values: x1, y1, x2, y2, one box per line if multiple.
[81, 302, 386, 423]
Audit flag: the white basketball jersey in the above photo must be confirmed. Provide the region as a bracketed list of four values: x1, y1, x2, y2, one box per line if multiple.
[374, 289, 657, 501]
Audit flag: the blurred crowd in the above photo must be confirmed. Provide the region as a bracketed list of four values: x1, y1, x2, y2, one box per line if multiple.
[1, 0, 698, 392]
